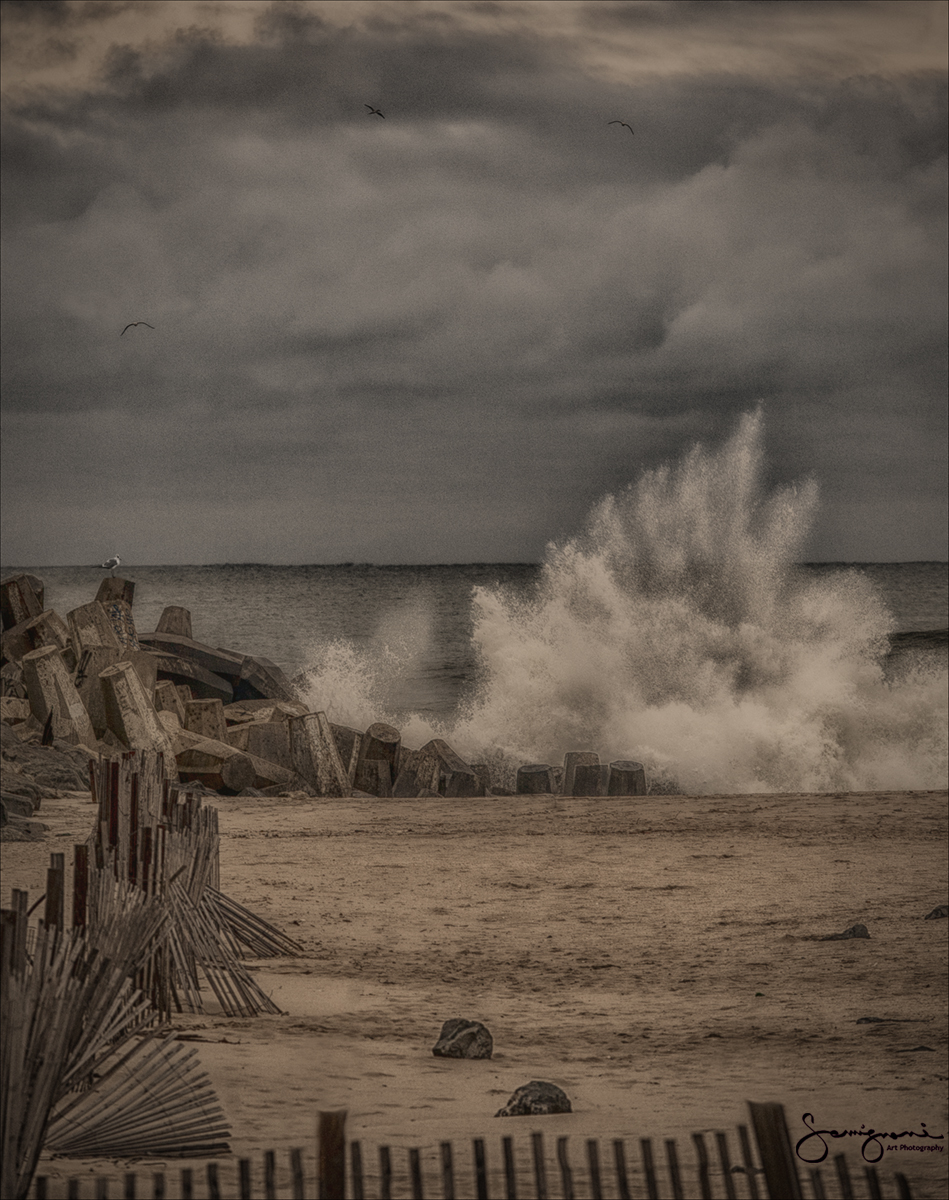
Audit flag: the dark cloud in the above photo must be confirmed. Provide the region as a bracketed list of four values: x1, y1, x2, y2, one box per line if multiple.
[1, 1, 946, 563]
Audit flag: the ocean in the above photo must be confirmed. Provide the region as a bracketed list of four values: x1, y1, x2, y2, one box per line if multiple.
[4, 417, 947, 795]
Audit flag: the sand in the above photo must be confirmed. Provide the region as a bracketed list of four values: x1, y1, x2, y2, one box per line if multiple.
[4, 787, 947, 1199]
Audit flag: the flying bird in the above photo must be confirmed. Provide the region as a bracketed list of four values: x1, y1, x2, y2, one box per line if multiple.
[608, 121, 635, 135]
[120, 322, 154, 336]
[364, 105, 385, 118]
[102, 554, 121, 575]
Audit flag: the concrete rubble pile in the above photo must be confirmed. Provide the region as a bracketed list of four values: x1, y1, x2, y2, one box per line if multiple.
[2, 572, 648, 836]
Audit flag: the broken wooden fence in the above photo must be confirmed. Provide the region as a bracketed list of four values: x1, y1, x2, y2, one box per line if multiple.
[29, 1104, 915, 1199]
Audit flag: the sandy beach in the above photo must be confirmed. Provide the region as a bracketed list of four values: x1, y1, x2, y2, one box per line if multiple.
[4, 787, 947, 1199]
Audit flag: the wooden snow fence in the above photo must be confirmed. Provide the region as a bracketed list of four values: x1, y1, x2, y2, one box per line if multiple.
[26, 1104, 916, 1199]
[85, 751, 303, 1019]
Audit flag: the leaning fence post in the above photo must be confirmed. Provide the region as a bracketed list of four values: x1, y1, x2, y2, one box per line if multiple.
[473, 1138, 488, 1200]
[834, 1152, 855, 1200]
[612, 1139, 631, 1200]
[263, 1150, 276, 1200]
[556, 1136, 574, 1200]
[640, 1138, 659, 1200]
[531, 1131, 548, 1200]
[45, 853, 65, 932]
[665, 1138, 683, 1200]
[318, 1109, 347, 1199]
[440, 1141, 456, 1200]
[737, 1124, 761, 1200]
[586, 1139, 603, 1200]
[351, 1141, 365, 1200]
[747, 1101, 804, 1200]
[502, 1135, 517, 1200]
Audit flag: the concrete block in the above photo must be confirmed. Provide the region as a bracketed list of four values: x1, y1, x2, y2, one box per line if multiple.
[67, 602, 121, 652]
[608, 760, 647, 795]
[95, 577, 135, 607]
[288, 712, 351, 797]
[98, 660, 177, 765]
[224, 699, 308, 724]
[415, 739, 480, 797]
[139, 631, 243, 685]
[1, 610, 74, 668]
[226, 719, 293, 771]
[175, 729, 299, 791]
[154, 680, 187, 726]
[21, 645, 98, 748]
[148, 650, 233, 703]
[330, 724, 363, 783]
[184, 698, 228, 742]
[99, 599, 140, 651]
[2, 574, 44, 631]
[235, 654, 299, 703]
[573, 763, 609, 796]
[516, 763, 554, 794]
[563, 751, 599, 796]
[1, 696, 30, 725]
[156, 606, 194, 638]
[354, 722, 401, 795]
[75, 649, 158, 738]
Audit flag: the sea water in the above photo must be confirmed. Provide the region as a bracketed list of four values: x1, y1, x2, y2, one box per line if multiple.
[5, 413, 947, 794]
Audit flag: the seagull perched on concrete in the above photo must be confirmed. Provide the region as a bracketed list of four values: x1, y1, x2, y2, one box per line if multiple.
[608, 121, 635, 135]
[102, 554, 121, 575]
[364, 104, 385, 118]
[121, 322, 154, 336]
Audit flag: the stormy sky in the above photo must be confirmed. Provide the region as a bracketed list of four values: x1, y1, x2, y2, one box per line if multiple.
[1, 0, 946, 566]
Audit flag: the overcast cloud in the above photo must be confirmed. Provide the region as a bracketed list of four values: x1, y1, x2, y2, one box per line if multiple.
[1, 0, 946, 565]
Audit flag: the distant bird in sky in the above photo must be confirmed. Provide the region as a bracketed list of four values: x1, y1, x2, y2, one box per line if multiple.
[120, 322, 154, 336]
[364, 105, 385, 118]
[102, 554, 121, 574]
[608, 121, 635, 135]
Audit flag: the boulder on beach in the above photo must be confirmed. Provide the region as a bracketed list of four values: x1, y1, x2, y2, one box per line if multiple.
[819, 923, 870, 941]
[923, 905, 948, 920]
[495, 1081, 572, 1117]
[432, 1019, 493, 1060]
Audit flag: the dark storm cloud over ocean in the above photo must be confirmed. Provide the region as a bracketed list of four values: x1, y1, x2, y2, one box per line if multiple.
[1, 0, 946, 564]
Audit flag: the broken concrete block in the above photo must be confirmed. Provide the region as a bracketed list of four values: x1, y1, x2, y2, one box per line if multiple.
[154, 680, 187, 726]
[98, 660, 177, 764]
[1, 610, 74, 668]
[563, 751, 599, 796]
[516, 764, 554, 794]
[354, 722, 401, 794]
[234, 655, 299, 703]
[66, 602, 121, 653]
[184, 699, 228, 742]
[329, 724, 362, 783]
[156, 605, 194, 638]
[288, 712, 351, 797]
[95, 577, 135, 607]
[99, 599, 140, 652]
[1, 574, 44, 631]
[21, 645, 97, 749]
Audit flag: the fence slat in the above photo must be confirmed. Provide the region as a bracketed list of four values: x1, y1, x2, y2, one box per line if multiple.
[612, 1139, 631, 1200]
[180, 1167, 193, 1200]
[866, 1165, 884, 1200]
[351, 1141, 365, 1200]
[473, 1137, 488, 1200]
[692, 1132, 712, 1200]
[439, 1140, 455, 1200]
[503, 1135, 518, 1200]
[737, 1124, 760, 1200]
[556, 1136, 574, 1200]
[640, 1138, 659, 1200]
[747, 1101, 804, 1200]
[238, 1158, 251, 1200]
[586, 1138, 603, 1200]
[124, 1171, 137, 1200]
[810, 1167, 827, 1199]
[318, 1109, 347, 1200]
[665, 1138, 684, 1200]
[380, 1146, 393, 1200]
[835, 1153, 855, 1200]
[264, 1150, 276, 1200]
[716, 1131, 738, 1200]
[290, 1147, 305, 1200]
[409, 1147, 424, 1200]
[95, 1178, 109, 1200]
[531, 1131, 548, 1200]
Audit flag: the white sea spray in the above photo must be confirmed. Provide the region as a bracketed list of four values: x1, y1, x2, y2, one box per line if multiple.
[301, 410, 948, 793]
